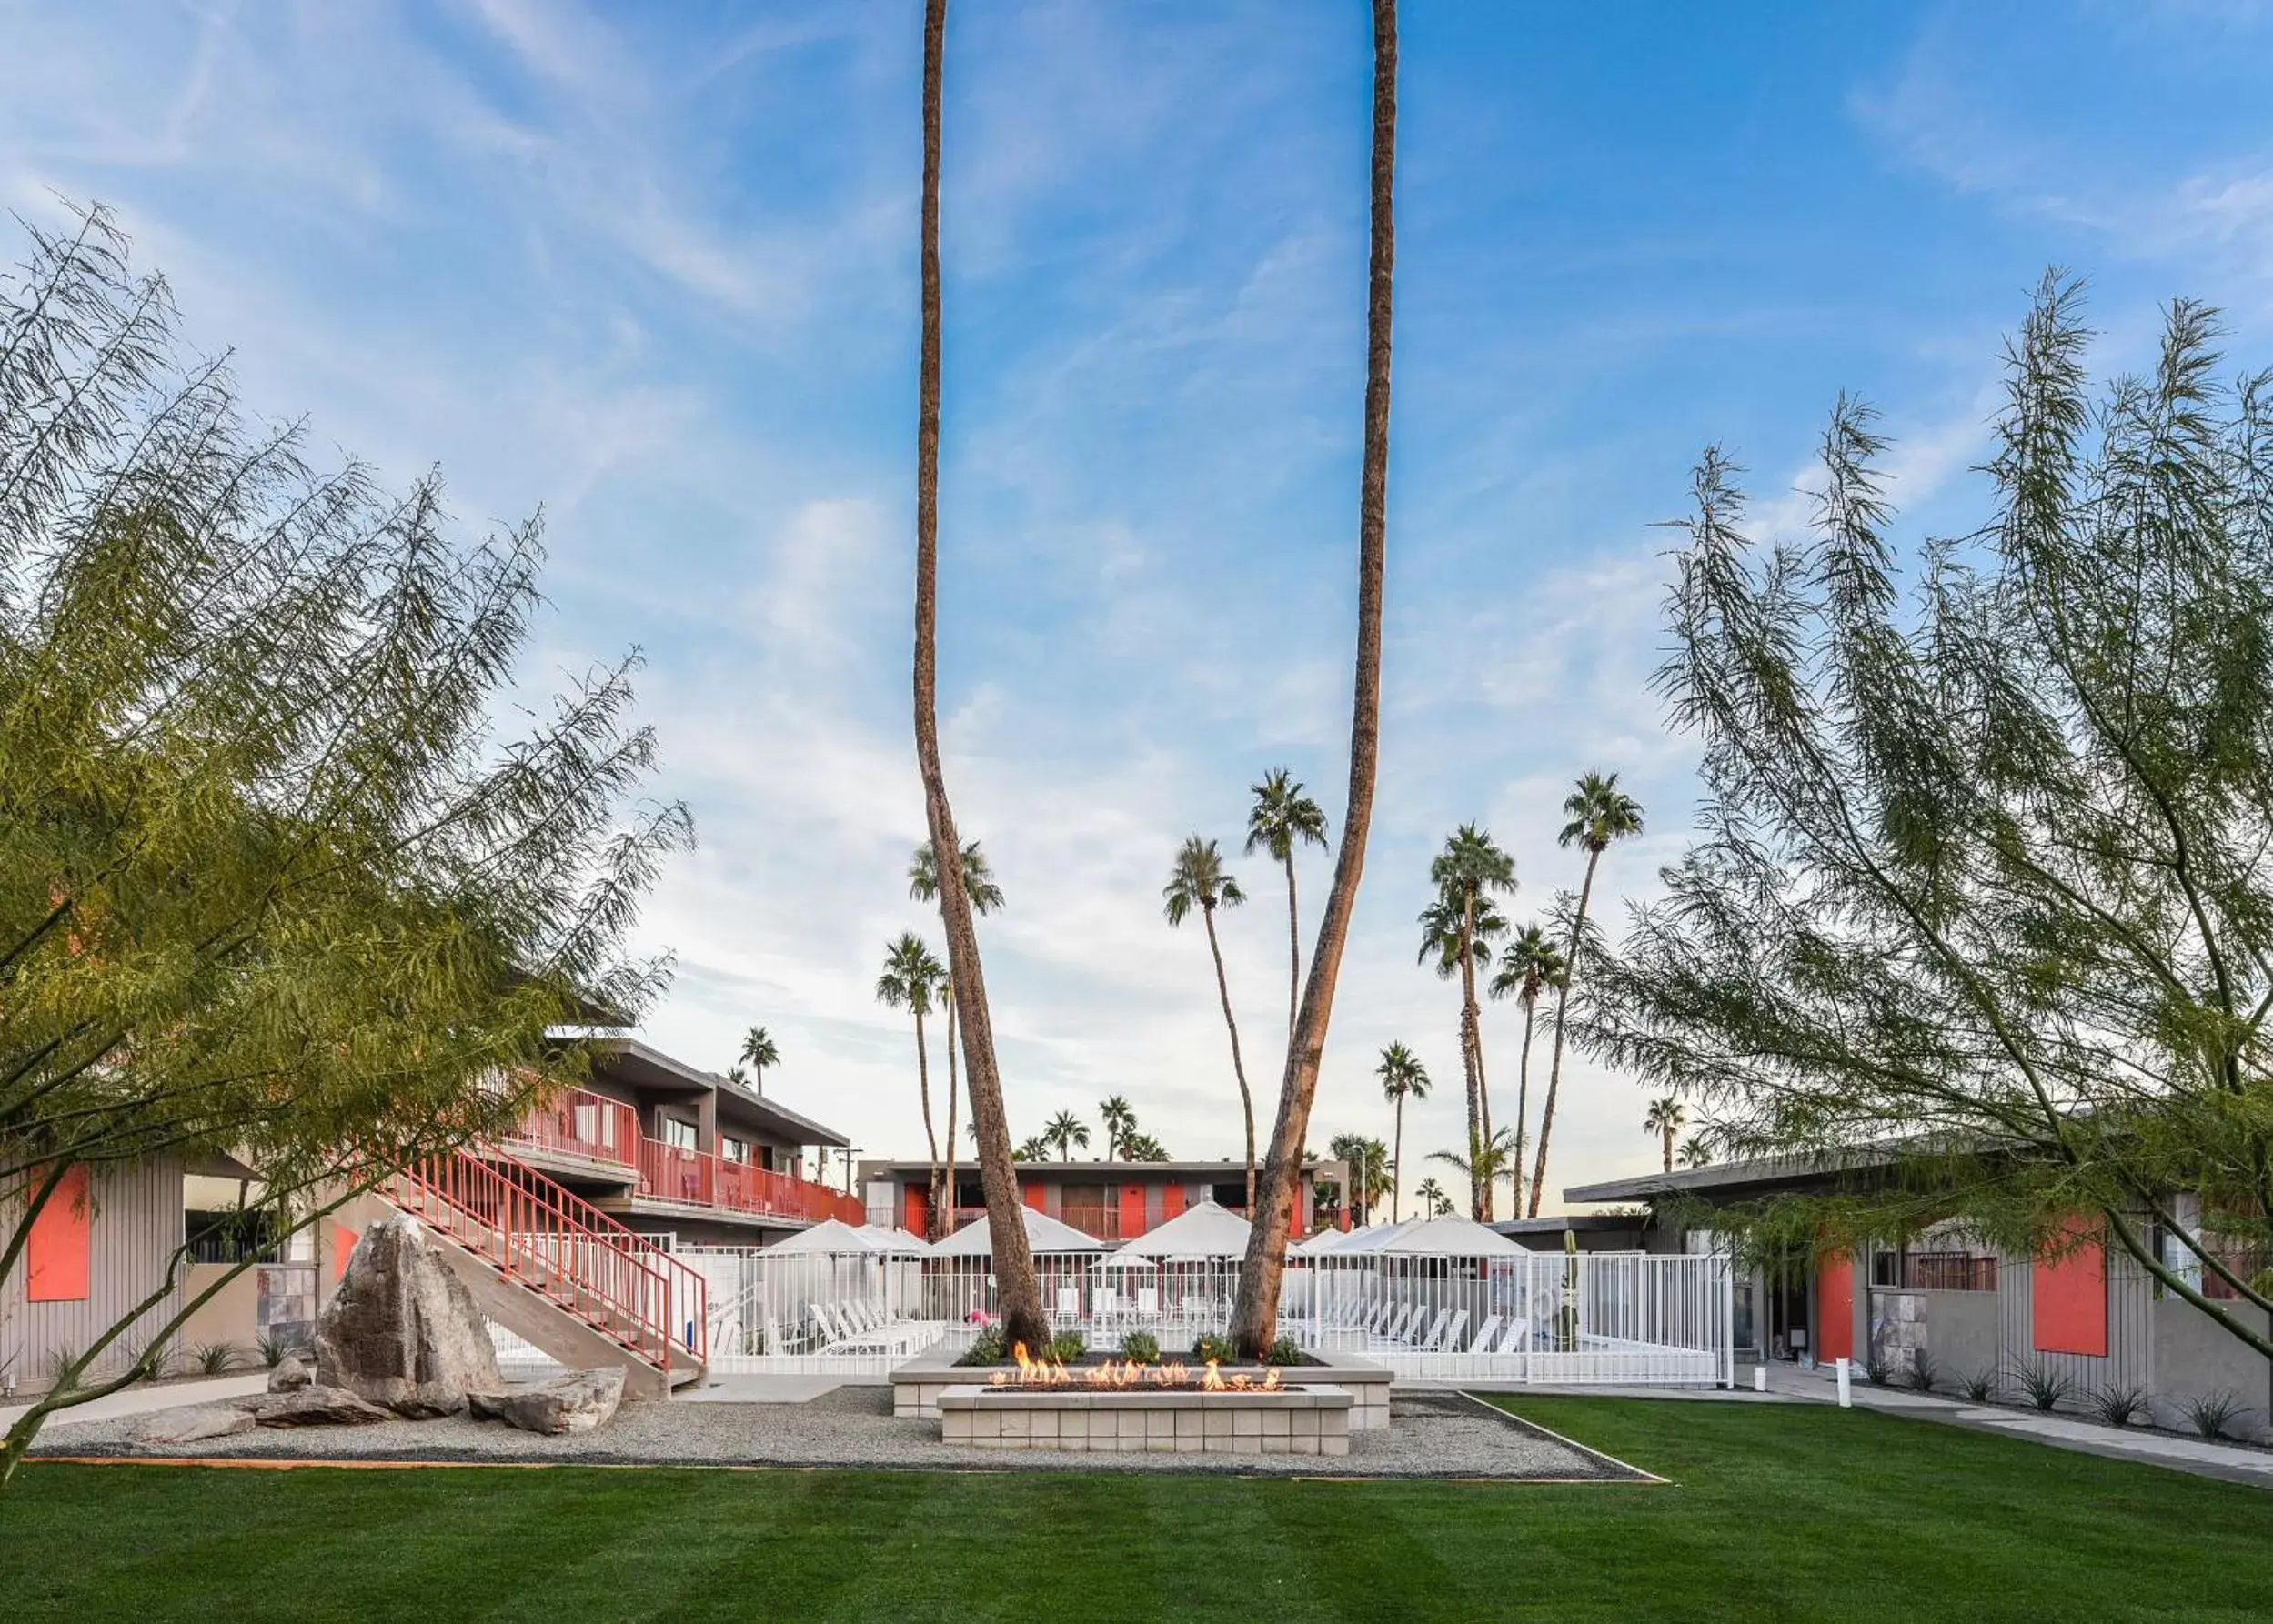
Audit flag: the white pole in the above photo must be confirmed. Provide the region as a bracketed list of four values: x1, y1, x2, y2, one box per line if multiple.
[1753, 1364, 1766, 1393]
[1835, 1355, 1852, 1408]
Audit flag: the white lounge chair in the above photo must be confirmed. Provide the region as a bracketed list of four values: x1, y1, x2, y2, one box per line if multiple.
[1496, 1317, 1530, 1354]
[1416, 1308, 1453, 1351]
[1431, 1309, 1468, 1353]
[1469, 1314, 1503, 1356]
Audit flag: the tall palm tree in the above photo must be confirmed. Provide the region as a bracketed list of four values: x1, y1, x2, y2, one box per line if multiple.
[910, 837, 1004, 1231]
[1098, 1094, 1136, 1160]
[1644, 1096, 1686, 1173]
[1418, 824, 1515, 1219]
[1244, 767, 1330, 1040]
[1044, 1109, 1090, 1162]
[1412, 1177, 1453, 1219]
[1529, 770, 1644, 1216]
[874, 932, 947, 1230]
[1488, 924, 1566, 1218]
[738, 1026, 779, 1094]
[909, 0, 1041, 1345]
[1234, 0, 1398, 1358]
[1164, 835, 1257, 1210]
[1374, 1042, 1429, 1222]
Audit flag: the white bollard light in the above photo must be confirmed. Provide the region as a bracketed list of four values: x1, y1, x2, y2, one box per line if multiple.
[1753, 1366, 1767, 1394]
[1835, 1356, 1852, 1408]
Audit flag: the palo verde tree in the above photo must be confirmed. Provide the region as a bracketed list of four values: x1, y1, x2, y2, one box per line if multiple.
[1580, 276, 2273, 1368]
[1234, 0, 1398, 1357]
[0, 207, 687, 1486]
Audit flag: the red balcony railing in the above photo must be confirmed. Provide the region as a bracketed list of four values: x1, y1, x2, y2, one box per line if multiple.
[505, 1087, 639, 1168]
[638, 1137, 863, 1227]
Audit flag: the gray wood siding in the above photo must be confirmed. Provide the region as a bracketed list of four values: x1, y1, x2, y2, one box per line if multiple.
[1996, 1238, 2156, 1407]
[2, 1156, 185, 1392]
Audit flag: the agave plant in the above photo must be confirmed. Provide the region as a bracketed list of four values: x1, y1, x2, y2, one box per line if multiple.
[1906, 1350, 1939, 1394]
[1960, 1366, 2001, 1405]
[191, 1341, 241, 1376]
[2017, 1363, 2073, 1413]
[2088, 1383, 2149, 1429]
[2182, 1389, 2246, 1441]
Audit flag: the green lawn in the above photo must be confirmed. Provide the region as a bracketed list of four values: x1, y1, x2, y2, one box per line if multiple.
[4, 1398, 2268, 1622]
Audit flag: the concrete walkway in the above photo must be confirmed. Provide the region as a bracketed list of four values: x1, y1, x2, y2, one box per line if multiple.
[1765, 1361, 2273, 1489]
[2, 1373, 268, 1432]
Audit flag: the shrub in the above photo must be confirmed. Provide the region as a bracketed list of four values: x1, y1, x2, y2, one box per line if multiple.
[2017, 1363, 2073, 1413]
[1264, 1336, 1306, 1367]
[957, 1326, 1007, 1367]
[256, 1333, 295, 1368]
[1862, 1353, 1893, 1387]
[48, 1346, 82, 1393]
[2182, 1389, 2246, 1440]
[2088, 1383, 2148, 1429]
[1960, 1366, 2000, 1404]
[1906, 1351, 1939, 1394]
[192, 1342, 241, 1376]
[1192, 1332, 1239, 1366]
[1117, 1330, 1161, 1365]
[1044, 1330, 1086, 1365]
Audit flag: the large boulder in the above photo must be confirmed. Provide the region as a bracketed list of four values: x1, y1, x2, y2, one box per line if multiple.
[468, 1368, 626, 1436]
[137, 1405, 258, 1445]
[248, 1385, 393, 1427]
[314, 1213, 500, 1418]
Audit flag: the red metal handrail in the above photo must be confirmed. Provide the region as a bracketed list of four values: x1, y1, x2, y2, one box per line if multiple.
[638, 1138, 864, 1227]
[504, 1087, 639, 1168]
[389, 1148, 707, 1368]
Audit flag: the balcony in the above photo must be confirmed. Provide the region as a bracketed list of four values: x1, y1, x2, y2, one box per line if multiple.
[504, 1088, 861, 1228]
[507, 1088, 639, 1169]
[637, 1137, 864, 1227]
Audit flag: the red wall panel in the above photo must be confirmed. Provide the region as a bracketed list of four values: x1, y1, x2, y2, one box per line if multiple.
[25, 1164, 91, 1302]
[1162, 1183, 1186, 1220]
[902, 1183, 929, 1238]
[2033, 1218, 2108, 1357]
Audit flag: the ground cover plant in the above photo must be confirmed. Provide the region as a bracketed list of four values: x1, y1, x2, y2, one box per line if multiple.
[5, 1399, 2268, 1622]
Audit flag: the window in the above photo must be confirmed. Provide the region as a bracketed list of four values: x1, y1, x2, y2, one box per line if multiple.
[659, 1118, 698, 1152]
[720, 1137, 749, 1164]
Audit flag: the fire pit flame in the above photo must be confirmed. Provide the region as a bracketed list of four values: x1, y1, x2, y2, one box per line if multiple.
[985, 1346, 1292, 1393]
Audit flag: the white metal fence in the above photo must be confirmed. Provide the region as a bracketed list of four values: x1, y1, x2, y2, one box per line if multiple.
[665, 1245, 1730, 1386]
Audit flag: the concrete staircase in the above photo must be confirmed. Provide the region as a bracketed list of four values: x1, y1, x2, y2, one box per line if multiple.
[367, 1148, 707, 1399]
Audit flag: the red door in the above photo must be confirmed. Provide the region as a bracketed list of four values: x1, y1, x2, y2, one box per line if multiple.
[1119, 1183, 1148, 1239]
[1815, 1255, 1854, 1362]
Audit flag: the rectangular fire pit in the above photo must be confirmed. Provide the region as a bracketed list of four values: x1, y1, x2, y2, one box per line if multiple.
[936, 1383, 1353, 1456]
[893, 1347, 1392, 1429]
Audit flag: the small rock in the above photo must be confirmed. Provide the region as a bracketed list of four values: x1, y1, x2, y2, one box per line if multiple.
[248, 1384, 393, 1427]
[268, 1354, 312, 1393]
[468, 1368, 626, 1436]
[137, 1405, 257, 1445]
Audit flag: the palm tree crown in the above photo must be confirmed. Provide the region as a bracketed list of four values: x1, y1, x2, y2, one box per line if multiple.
[1644, 1096, 1687, 1173]
[1377, 1042, 1429, 1104]
[874, 934, 945, 1016]
[909, 837, 1005, 914]
[1163, 836, 1245, 924]
[1098, 1095, 1136, 1159]
[738, 1025, 779, 1088]
[1489, 926, 1567, 1007]
[1244, 768, 1329, 864]
[1559, 771, 1645, 856]
[1412, 1178, 1453, 1219]
[1043, 1109, 1091, 1161]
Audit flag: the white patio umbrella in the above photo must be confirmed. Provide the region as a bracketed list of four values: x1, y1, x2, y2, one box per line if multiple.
[1378, 1216, 1526, 1257]
[854, 1224, 934, 1257]
[763, 1218, 879, 1256]
[1112, 1198, 1252, 1261]
[927, 1205, 1105, 1257]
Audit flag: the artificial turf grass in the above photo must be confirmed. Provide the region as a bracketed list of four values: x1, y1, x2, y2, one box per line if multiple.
[4, 1398, 2269, 1623]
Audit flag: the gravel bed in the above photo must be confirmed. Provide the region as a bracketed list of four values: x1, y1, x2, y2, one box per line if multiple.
[34, 1386, 1647, 1481]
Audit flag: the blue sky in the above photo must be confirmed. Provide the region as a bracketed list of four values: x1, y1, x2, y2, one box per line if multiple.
[9, 2, 2273, 1206]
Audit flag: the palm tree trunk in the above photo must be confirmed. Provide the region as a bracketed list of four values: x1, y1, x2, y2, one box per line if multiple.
[913, 1006, 939, 1236]
[1456, 893, 1492, 1220]
[942, 993, 960, 1234]
[1282, 852, 1302, 1040]
[1662, 1127, 1673, 1174]
[1391, 1094, 1404, 1223]
[1232, 0, 1395, 1358]
[1528, 847, 1600, 1218]
[1513, 996, 1536, 1216]
[1202, 902, 1256, 1213]
[913, 0, 1042, 1348]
